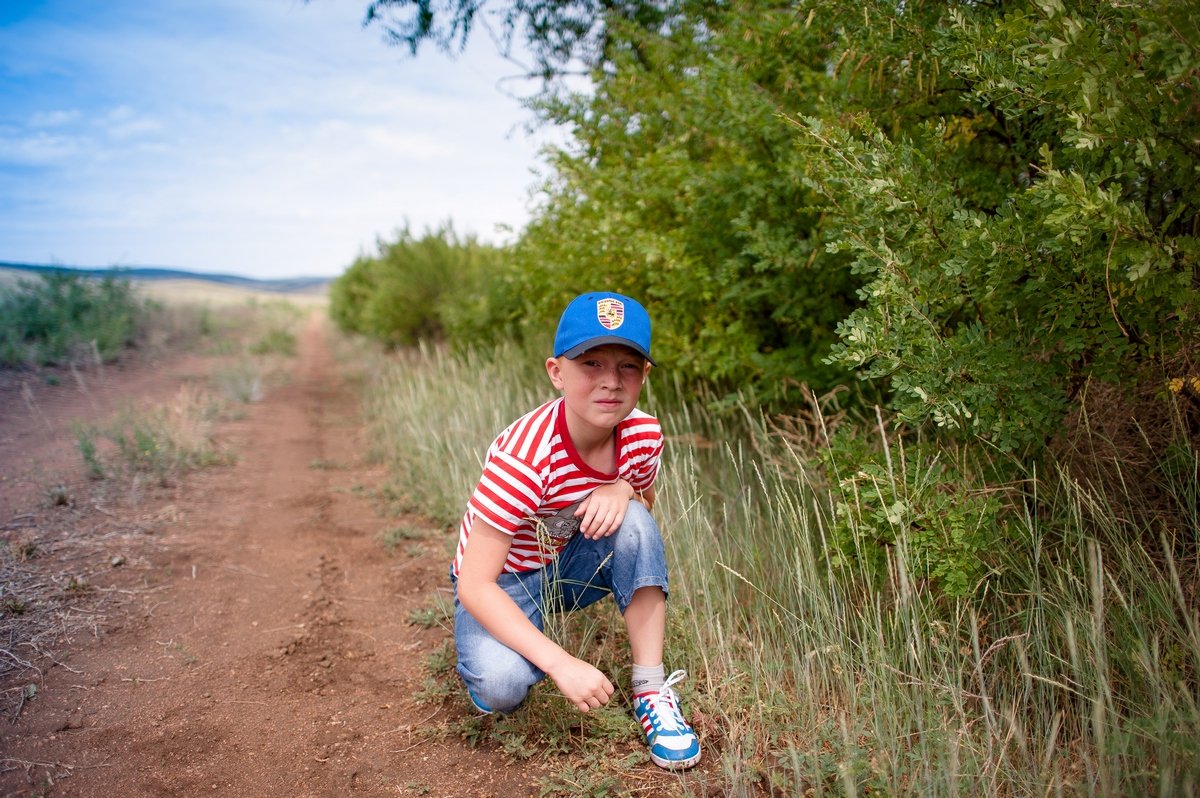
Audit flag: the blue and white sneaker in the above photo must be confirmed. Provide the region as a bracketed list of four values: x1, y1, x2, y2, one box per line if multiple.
[633, 669, 701, 770]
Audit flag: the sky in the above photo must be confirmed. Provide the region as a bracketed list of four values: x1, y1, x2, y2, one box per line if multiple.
[0, 0, 554, 279]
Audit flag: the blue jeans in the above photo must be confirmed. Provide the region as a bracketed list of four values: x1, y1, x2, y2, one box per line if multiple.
[452, 501, 669, 713]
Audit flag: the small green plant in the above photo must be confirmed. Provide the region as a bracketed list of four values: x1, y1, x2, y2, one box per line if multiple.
[72, 421, 105, 479]
[412, 639, 459, 706]
[538, 764, 629, 798]
[822, 427, 1003, 597]
[110, 414, 173, 484]
[407, 598, 451, 629]
[248, 326, 297, 356]
[308, 458, 340, 470]
[379, 525, 424, 552]
[1, 596, 29, 616]
[170, 641, 198, 666]
[66, 576, 91, 594]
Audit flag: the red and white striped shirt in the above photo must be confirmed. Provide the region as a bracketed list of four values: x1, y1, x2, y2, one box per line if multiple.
[452, 397, 663, 576]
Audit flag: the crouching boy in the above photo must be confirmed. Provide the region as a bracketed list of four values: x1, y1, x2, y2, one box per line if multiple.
[450, 291, 701, 770]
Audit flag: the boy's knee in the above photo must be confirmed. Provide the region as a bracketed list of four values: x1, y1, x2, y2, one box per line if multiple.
[616, 500, 662, 551]
[621, 500, 658, 536]
[457, 661, 537, 714]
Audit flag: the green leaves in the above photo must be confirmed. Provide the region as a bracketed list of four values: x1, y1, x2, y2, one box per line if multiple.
[328, 224, 512, 348]
[510, 4, 859, 402]
[0, 271, 145, 366]
[801, 0, 1198, 455]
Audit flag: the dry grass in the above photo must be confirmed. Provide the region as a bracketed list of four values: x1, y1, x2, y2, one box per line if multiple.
[0, 502, 176, 720]
[0, 378, 228, 721]
[135, 279, 327, 309]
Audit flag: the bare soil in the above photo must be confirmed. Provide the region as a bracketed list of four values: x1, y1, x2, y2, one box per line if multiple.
[0, 316, 559, 797]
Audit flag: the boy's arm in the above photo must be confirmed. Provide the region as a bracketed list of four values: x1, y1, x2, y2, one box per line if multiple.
[457, 518, 615, 712]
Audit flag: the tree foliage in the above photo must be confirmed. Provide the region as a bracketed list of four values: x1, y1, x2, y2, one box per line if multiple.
[362, 0, 673, 78]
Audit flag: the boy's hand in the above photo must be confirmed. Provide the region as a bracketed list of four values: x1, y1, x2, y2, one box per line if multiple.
[575, 480, 635, 539]
[547, 655, 615, 712]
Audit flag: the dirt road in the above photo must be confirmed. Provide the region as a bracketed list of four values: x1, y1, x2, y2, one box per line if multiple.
[1, 316, 544, 796]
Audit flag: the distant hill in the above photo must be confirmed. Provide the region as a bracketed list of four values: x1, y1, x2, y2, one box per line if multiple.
[0, 261, 332, 295]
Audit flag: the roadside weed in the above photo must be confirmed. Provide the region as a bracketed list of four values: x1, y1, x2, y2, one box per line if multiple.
[408, 596, 452, 629]
[1, 596, 29, 616]
[43, 483, 71, 507]
[212, 359, 264, 403]
[539, 763, 629, 798]
[249, 326, 297, 356]
[11, 539, 39, 562]
[379, 524, 425, 552]
[78, 385, 230, 487]
[71, 420, 105, 479]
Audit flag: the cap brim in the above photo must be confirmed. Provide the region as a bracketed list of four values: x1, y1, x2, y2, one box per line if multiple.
[559, 336, 656, 365]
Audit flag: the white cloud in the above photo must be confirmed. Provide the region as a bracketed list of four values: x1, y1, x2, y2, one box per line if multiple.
[29, 109, 82, 127]
[0, 130, 83, 164]
[100, 107, 163, 140]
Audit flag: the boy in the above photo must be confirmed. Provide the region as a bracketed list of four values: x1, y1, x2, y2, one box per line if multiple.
[450, 291, 702, 770]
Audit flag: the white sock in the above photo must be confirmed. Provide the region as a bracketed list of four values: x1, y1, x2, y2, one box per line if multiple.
[632, 663, 665, 697]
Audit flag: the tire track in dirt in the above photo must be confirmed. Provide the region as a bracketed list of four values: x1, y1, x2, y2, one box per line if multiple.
[1, 315, 544, 797]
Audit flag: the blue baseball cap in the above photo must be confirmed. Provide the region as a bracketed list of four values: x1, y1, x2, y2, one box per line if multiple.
[554, 292, 655, 364]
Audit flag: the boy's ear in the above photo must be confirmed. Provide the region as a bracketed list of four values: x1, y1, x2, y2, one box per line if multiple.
[546, 356, 565, 390]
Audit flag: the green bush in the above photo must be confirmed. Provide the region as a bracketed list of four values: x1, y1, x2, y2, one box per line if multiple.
[329, 224, 511, 348]
[509, 6, 861, 402]
[823, 425, 1006, 597]
[0, 271, 145, 366]
[798, 0, 1198, 456]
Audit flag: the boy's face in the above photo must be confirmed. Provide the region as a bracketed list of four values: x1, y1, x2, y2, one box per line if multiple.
[546, 344, 651, 434]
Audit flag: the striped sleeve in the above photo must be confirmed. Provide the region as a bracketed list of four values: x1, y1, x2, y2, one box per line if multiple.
[467, 448, 543, 536]
[620, 413, 664, 492]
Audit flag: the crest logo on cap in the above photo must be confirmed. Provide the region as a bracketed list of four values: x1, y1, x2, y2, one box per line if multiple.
[596, 298, 624, 330]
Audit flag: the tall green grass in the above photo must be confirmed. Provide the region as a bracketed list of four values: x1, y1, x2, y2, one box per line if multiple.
[366, 341, 1200, 796]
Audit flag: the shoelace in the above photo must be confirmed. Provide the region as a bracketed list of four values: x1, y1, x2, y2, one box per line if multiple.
[644, 669, 689, 732]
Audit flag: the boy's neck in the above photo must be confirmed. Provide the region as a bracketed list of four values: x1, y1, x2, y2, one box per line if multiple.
[562, 411, 617, 472]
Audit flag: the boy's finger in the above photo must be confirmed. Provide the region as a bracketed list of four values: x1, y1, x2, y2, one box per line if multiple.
[579, 505, 599, 535]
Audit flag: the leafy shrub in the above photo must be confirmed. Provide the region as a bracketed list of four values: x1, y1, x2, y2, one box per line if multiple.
[0, 270, 146, 366]
[823, 426, 1006, 597]
[509, 7, 861, 402]
[329, 223, 510, 348]
[799, 0, 1198, 456]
